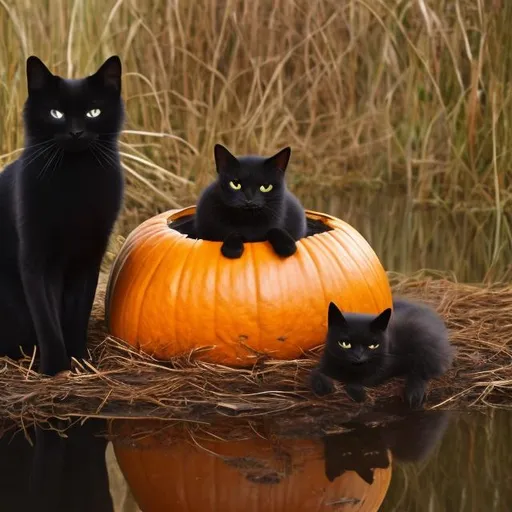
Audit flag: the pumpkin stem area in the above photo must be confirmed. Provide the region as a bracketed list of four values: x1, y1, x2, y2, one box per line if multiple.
[169, 214, 333, 239]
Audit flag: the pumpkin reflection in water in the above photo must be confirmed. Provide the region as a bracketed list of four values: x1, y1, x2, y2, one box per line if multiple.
[106, 206, 392, 366]
[112, 421, 392, 512]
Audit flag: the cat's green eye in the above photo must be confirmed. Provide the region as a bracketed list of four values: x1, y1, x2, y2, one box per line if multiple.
[260, 184, 273, 193]
[368, 344, 379, 350]
[86, 108, 101, 118]
[338, 341, 351, 349]
[229, 180, 242, 190]
[50, 109, 64, 120]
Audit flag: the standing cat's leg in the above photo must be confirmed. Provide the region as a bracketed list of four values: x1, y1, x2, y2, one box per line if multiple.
[310, 369, 335, 396]
[221, 232, 245, 259]
[404, 374, 428, 409]
[266, 227, 297, 257]
[19, 261, 69, 376]
[61, 260, 102, 360]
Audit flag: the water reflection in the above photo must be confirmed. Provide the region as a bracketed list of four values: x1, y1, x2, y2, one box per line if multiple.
[1, 409, 510, 511]
[323, 411, 450, 487]
[0, 419, 113, 512]
[111, 410, 451, 512]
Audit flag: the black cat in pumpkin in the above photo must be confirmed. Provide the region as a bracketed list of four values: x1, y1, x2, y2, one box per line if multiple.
[195, 144, 307, 259]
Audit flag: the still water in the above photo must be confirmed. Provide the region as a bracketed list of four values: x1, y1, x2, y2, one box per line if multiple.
[0, 409, 510, 512]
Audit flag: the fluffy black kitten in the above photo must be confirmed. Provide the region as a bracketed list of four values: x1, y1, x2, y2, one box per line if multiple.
[310, 298, 454, 408]
[195, 144, 307, 258]
[0, 56, 124, 375]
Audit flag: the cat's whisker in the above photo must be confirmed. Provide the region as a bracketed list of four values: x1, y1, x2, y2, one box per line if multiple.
[90, 143, 112, 172]
[89, 145, 104, 170]
[22, 138, 56, 151]
[92, 143, 119, 168]
[22, 143, 56, 169]
[37, 147, 62, 181]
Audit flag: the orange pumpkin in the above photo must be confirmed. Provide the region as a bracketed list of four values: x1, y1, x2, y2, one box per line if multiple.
[112, 421, 392, 512]
[105, 206, 392, 365]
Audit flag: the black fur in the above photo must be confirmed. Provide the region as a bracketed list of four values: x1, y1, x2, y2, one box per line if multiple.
[310, 298, 455, 408]
[323, 410, 451, 484]
[195, 144, 307, 258]
[0, 419, 113, 512]
[0, 56, 124, 375]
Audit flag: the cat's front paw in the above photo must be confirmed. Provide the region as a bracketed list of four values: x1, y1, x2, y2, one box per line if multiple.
[40, 351, 71, 377]
[267, 228, 297, 257]
[310, 370, 335, 396]
[221, 233, 245, 259]
[405, 378, 427, 409]
[345, 383, 366, 403]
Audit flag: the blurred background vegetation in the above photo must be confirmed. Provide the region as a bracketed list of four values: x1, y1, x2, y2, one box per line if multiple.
[0, 0, 510, 281]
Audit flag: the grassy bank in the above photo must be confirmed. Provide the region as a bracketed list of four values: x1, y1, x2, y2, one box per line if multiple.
[0, 0, 511, 280]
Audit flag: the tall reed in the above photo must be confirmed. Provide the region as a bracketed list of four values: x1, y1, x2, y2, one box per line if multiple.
[0, 0, 510, 281]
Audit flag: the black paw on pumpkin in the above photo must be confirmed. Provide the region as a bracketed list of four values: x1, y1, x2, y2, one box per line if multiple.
[221, 233, 245, 259]
[267, 228, 297, 257]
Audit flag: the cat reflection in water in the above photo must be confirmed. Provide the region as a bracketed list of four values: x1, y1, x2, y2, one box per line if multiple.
[323, 410, 452, 484]
[311, 298, 454, 408]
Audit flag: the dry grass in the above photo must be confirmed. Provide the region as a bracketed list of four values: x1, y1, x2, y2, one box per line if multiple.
[0, 272, 510, 427]
[0, 1, 511, 280]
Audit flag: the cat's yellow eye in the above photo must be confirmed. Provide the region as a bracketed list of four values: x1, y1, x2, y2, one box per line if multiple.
[338, 341, 351, 349]
[229, 180, 242, 190]
[50, 109, 64, 120]
[368, 344, 379, 350]
[86, 108, 101, 118]
[260, 184, 273, 193]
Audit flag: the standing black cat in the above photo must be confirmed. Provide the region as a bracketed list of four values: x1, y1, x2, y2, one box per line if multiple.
[195, 144, 307, 258]
[310, 298, 454, 408]
[0, 56, 124, 376]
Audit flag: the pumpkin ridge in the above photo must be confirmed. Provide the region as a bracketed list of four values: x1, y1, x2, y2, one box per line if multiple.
[330, 229, 379, 311]
[211, 244, 222, 361]
[294, 245, 325, 343]
[167, 239, 199, 357]
[137, 236, 185, 352]
[248, 243, 262, 354]
[314, 231, 352, 309]
[331, 228, 390, 311]
[110, 230, 171, 340]
[131, 231, 182, 344]
[300, 237, 329, 309]
[324, 229, 378, 312]
[106, 222, 166, 324]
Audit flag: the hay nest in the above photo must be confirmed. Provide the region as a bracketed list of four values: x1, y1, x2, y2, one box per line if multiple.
[1, 271, 511, 426]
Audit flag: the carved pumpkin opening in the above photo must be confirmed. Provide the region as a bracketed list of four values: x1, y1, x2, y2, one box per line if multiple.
[168, 212, 333, 239]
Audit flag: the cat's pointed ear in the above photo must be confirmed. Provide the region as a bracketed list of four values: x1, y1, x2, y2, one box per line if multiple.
[93, 56, 122, 93]
[26, 56, 54, 93]
[214, 144, 238, 174]
[328, 302, 347, 328]
[370, 308, 392, 332]
[265, 147, 291, 173]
